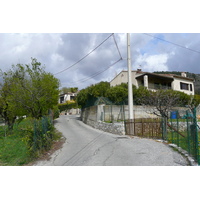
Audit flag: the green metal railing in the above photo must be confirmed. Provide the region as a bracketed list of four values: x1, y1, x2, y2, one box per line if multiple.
[166, 108, 200, 165]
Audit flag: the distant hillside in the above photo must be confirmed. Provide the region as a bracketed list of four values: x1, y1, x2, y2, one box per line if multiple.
[154, 71, 200, 95]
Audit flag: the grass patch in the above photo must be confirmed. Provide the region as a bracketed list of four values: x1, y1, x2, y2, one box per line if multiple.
[0, 117, 62, 166]
[0, 135, 31, 166]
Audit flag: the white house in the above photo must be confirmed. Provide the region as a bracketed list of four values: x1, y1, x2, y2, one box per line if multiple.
[59, 92, 77, 104]
[110, 69, 195, 95]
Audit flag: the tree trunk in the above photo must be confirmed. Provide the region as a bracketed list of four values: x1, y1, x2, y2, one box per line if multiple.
[4, 114, 16, 133]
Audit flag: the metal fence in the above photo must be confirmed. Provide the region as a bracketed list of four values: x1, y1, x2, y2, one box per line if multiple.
[166, 109, 200, 164]
[32, 116, 54, 155]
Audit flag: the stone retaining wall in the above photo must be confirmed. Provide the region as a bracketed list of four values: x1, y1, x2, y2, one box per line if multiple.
[83, 117, 125, 135]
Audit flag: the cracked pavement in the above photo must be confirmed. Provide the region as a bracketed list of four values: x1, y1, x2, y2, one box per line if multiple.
[34, 115, 190, 166]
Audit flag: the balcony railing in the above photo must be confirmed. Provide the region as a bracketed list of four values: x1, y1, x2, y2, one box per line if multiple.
[148, 83, 172, 90]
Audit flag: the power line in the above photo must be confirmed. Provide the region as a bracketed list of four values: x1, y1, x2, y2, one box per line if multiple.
[113, 33, 123, 59]
[65, 58, 123, 86]
[54, 33, 114, 75]
[143, 33, 200, 54]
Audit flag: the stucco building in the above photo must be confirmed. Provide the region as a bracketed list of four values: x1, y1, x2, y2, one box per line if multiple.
[59, 92, 77, 104]
[110, 69, 195, 95]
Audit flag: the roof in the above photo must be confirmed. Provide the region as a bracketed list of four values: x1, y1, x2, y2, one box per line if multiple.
[136, 72, 174, 81]
[59, 92, 78, 96]
[172, 75, 194, 81]
[156, 73, 194, 81]
[110, 70, 194, 82]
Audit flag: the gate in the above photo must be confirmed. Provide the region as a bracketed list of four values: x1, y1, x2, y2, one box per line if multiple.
[125, 118, 162, 139]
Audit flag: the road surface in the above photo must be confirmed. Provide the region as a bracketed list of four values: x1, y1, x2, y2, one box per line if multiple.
[34, 115, 189, 166]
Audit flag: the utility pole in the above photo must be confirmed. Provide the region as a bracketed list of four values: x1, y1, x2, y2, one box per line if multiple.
[127, 33, 134, 135]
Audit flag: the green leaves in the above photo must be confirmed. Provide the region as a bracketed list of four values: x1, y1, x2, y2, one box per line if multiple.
[0, 58, 60, 127]
[77, 82, 110, 108]
[106, 84, 128, 104]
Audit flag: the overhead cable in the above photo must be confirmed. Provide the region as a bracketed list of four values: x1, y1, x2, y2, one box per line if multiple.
[65, 58, 122, 86]
[143, 33, 200, 54]
[113, 33, 123, 59]
[54, 33, 114, 75]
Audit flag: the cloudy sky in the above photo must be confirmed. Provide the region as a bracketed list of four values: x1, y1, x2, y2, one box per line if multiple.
[0, 33, 200, 89]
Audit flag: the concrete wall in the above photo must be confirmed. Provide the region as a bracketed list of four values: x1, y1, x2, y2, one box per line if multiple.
[103, 105, 159, 121]
[81, 104, 200, 135]
[81, 105, 98, 124]
[81, 105, 161, 135]
[81, 105, 125, 135]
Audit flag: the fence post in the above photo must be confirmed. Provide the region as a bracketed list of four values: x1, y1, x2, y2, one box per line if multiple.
[162, 117, 167, 140]
[176, 110, 180, 147]
[170, 112, 174, 144]
[186, 110, 191, 155]
[193, 108, 199, 164]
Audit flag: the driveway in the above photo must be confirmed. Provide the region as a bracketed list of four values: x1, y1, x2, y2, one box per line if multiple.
[34, 115, 189, 166]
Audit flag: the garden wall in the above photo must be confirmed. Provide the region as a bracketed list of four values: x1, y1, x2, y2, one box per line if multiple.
[81, 105, 200, 135]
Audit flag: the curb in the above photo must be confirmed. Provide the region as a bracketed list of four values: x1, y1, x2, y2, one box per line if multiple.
[156, 139, 198, 166]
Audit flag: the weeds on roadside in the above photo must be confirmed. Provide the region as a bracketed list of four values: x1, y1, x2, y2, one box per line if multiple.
[0, 117, 61, 165]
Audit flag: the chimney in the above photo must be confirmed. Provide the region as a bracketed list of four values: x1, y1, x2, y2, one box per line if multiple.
[181, 72, 187, 77]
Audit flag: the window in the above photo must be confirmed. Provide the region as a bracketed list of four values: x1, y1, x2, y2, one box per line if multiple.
[180, 82, 189, 90]
[70, 96, 75, 101]
[60, 96, 64, 103]
[190, 84, 193, 91]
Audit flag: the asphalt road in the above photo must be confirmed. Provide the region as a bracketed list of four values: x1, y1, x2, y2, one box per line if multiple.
[34, 115, 189, 166]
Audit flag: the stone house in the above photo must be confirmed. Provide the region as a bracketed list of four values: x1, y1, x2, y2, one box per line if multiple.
[110, 69, 195, 95]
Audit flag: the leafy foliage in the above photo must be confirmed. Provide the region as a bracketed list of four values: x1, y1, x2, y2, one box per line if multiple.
[76, 88, 89, 108]
[58, 100, 79, 112]
[61, 87, 78, 94]
[106, 83, 128, 104]
[77, 80, 200, 114]
[133, 86, 150, 105]
[0, 58, 60, 131]
[77, 82, 110, 108]
[0, 117, 62, 165]
[88, 81, 110, 97]
[140, 89, 198, 118]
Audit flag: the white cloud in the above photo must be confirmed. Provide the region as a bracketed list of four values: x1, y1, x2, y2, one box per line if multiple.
[134, 53, 169, 72]
[0, 33, 200, 90]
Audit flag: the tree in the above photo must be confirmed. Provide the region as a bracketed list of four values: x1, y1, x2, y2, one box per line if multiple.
[0, 58, 60, 130]
[106, 83, 128, 104]
[88, 82, 110, 97]
[61, 87, 78, 94]
[0, 80, 24, 131]
[58, 100, 79, 113]
[0, 66, 28, 130]
[77, 82, 110, 108]
[133, 86, 150, 105]
[187, 94, 200, 110]
[140, 89, 189, 119]
[76, 88, 89, 108]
